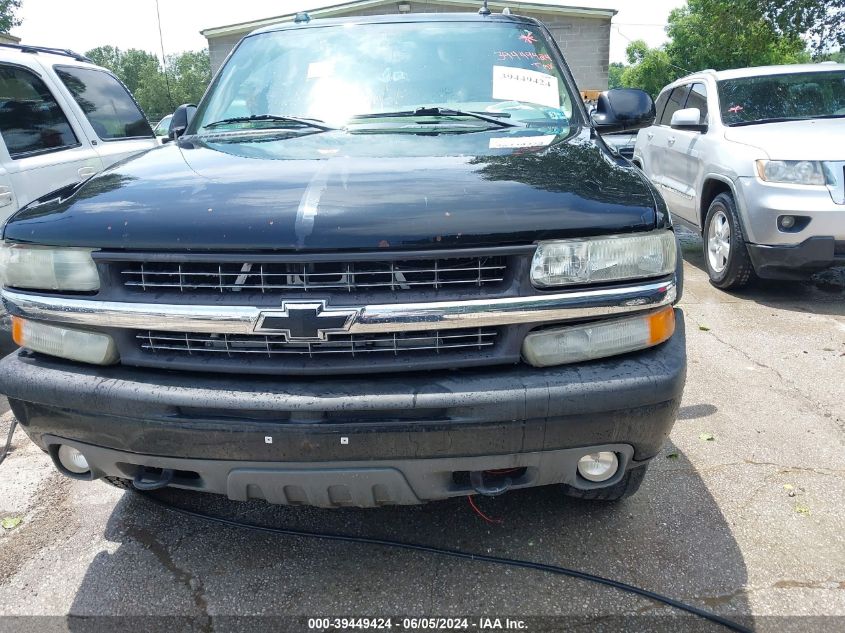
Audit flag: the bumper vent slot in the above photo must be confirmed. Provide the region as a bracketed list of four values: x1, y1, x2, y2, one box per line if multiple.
[120, 256, 507, 294]
[137, 327, 499, 359]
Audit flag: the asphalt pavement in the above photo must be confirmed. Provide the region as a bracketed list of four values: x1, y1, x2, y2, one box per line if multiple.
[0, 230, 843, 632]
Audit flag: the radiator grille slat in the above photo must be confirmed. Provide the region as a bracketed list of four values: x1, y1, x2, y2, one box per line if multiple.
[136, 328, 498, 359]
[120, 256, 507, 294]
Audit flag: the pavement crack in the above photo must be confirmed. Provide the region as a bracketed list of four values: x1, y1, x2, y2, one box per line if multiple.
[693, 319, 842, 429]
[677, 461, 844, 477]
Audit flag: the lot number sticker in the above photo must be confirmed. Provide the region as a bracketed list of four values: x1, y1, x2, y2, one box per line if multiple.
[492, 65, 560, 109]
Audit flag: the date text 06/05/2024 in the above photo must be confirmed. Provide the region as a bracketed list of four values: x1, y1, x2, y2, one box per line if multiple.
[307, 617, 529, 630]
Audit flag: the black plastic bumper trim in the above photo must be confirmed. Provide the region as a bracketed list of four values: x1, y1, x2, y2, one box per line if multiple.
[748, 236, 845, 279]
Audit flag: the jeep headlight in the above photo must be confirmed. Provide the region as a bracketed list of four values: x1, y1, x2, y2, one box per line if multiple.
[0, 244, 99, 291]
[531, 230, 676, 287]
[755, 160, 825, 186]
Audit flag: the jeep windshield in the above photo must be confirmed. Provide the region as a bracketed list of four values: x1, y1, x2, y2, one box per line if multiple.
[718, 70, 845, 126]
[191, 20, 579, 135]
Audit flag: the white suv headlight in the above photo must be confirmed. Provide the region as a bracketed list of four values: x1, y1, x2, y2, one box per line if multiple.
[531, 230, 676, 287]
[756, 160, 825, 185]
[0, 244, 99, 291]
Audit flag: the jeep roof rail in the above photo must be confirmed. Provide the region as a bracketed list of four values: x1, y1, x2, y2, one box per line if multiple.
[0, 42, 92, 63]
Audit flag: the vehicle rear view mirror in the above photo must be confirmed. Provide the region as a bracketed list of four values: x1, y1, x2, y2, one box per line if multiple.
[670, 107, 708, 133]
[591, 88, 656, 134]
[168, 104, 197, 140]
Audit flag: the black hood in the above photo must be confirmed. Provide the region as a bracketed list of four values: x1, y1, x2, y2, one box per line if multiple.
[4, 126, 663, 251]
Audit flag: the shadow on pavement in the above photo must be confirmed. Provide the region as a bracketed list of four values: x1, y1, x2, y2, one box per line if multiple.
[677, 227, 845, 316]
[65, 442, 752, 632]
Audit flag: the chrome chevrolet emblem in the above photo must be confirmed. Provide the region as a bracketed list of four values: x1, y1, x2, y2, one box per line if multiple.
[254, 301, 359, 341]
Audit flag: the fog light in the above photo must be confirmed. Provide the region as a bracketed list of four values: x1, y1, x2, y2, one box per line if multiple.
[57, 445, 90, 474]
[779, 215, 795, 229]
[577, 452, 619, 482]
[11, 317, 119, 365]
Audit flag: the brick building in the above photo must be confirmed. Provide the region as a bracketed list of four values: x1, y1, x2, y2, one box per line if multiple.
[201, 0, 616, 91]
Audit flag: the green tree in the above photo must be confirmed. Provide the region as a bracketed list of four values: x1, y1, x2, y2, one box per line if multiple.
[167, 49, 211, 104]
[118, 49, 161, 95]
[86, 46, 160, 96]
[754, 0, 844, 57]
[0, 0, 21, 33]
[608, 62, 625, 89]
[619, 40, 681, 97]
[666, 0, 809, 72]
[133, 50, 211, 118]
[823, 49, 845, 63]
[85, 45, 122, 71]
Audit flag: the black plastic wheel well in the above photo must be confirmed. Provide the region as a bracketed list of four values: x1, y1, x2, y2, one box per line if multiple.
[700, 179, 733, 231]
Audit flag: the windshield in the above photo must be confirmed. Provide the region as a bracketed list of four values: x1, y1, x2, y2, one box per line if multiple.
[192, 21, 578, 133]
[718, 70, 845, 126]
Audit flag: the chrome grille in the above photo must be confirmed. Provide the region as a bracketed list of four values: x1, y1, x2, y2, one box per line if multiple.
[120, 256, 507, 293]
[136, 328, 498, 358]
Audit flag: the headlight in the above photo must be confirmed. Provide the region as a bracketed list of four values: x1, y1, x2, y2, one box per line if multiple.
[12, 317, 119, 365]
[531, 230, 676, 287]
[522, 306, 675, 367]
[755, 160, 825, 185]
[0, 244, 99, 291]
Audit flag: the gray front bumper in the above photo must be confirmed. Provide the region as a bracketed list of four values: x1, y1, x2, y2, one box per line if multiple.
[48, 435, 637, 507]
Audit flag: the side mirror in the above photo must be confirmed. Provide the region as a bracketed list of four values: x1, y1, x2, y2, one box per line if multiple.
[168, 104, 197, 140]
[591, 88, 656, 134]
[671, 107, 708, 133]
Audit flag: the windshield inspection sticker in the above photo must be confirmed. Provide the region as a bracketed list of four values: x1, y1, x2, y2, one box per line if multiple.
[492, 65, 560, 109]
[489, 135, 556, 149]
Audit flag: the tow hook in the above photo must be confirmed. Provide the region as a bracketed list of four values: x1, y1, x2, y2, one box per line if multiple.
[469, 470, 513, 497]
[132, 467, 175, 491]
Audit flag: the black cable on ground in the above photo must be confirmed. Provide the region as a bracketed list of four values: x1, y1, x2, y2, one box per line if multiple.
[0, 417, 17, 468]
[139, 491, 752, 633]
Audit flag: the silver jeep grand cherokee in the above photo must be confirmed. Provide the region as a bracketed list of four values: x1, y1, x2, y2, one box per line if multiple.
[634, 63, 845, 288]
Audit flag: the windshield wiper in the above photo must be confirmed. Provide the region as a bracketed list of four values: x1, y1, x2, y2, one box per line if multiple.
[728, 116, 819, 127]
[350, 107, 522, 128]
[203, 114, 338, 132]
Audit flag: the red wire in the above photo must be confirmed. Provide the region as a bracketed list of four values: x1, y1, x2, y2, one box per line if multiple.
[467, 495, 503, 525]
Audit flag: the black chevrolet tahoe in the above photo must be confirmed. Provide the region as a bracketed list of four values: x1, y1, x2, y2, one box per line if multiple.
[0, 12, 686, 507]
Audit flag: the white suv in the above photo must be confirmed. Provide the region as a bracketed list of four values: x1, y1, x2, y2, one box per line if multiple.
[0, 44, 158, 226]
[633, 63, 845, 288]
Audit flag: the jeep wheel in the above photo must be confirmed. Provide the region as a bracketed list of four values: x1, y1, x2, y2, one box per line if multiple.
[561, 465, 647, 501]
[703, 193, 754, 289]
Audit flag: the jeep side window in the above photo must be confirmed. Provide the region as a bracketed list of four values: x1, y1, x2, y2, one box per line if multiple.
[685, 83, 709, 124]
[659, 85, 691, 125]
[54, 66, 154, 140]
[0, 64, 79, 159]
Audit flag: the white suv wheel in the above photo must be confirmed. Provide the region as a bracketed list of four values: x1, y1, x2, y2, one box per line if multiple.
[706, 209, 730, 273]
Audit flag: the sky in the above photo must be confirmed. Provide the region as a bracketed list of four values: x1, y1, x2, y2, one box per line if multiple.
[12, 0, 686, 64]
